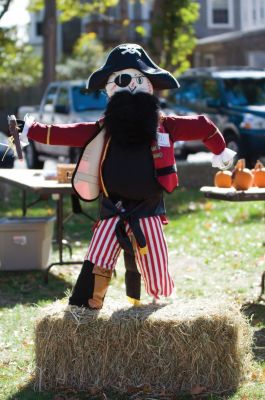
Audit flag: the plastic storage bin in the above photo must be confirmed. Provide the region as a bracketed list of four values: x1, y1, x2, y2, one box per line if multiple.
[0, 217, 55, 271]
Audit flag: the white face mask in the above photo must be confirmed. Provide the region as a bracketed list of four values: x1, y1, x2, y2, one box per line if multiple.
[105, 68, 154, 97]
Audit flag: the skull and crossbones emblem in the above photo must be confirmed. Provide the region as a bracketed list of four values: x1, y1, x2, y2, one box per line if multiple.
[119, 44, 142, 56]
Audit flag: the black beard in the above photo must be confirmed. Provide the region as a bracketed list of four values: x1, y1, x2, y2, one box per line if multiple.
[104, 91, 159, 148]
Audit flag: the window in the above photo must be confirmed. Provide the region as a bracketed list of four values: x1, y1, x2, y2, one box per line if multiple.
[201, 79, 221, 106]
[252, 0, 257, 22]
[241, 0, 265, 30]
[223, 79, 265, 106]
[248, 51, 265, 68]
[29, 10, 44, 44]
[207, 0, 234, 28]
[42, 86, 57, 112]
[56, 88, 70, 114]
[204, 54, 215, 67]
[36, 21, 43, 36]
[72, 88, 107, 112]
[175, 79, 202, 106]
[213, 0, 228, 23]
[261, 0, 265, 21]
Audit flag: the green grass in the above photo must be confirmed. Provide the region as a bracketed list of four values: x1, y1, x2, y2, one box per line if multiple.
[0, 187, 265, 399]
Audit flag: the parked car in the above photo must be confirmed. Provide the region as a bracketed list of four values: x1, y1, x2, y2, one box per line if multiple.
[18, 80, 107, 168]
[0, 132, 14, 168]
[168, 67, 265, 165]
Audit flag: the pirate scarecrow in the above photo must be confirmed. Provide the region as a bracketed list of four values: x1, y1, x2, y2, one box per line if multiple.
[19, 44, 235, 309]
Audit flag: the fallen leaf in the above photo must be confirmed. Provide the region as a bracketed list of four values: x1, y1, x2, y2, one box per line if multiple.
[204, 201, 213, 211]
[87, 386, 101, 395]
[190, 385, 207, 395]
[22, 339, 34, 347]
[143, 383, 152, 393]
[260, 367, 265, 382]
[240, 395, 248, 400]
[127, 385, 140, 394]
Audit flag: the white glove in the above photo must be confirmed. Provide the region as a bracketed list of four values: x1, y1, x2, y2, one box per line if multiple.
[20, 114, 35, 146]
[212, 148, 236, 170]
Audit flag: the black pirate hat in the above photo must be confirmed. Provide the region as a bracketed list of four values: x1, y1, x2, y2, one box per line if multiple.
[86, 43, 180, 91]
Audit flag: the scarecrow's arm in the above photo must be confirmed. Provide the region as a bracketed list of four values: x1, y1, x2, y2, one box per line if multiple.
[164, 115, 225, 154]
[27, 121, 99, 147]
[19, 115, 101, 148]
[164, 114, 236, 169]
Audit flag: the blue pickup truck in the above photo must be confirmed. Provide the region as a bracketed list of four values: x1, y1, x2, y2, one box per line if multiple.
[168, 67, 265, 166]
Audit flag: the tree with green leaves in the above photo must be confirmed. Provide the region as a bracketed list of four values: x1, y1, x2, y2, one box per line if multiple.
[0, 1, 42, 89]
[151, 0, 200, 75]
[30, 0, 118, 88]
[56, 32, 106, 80]
[0, 27, 41, 89]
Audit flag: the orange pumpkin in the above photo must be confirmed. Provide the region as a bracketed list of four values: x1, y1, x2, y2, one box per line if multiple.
[252, 160, 265, 188]
[214, 170, 232, 188]
[232, 159, 253, 190]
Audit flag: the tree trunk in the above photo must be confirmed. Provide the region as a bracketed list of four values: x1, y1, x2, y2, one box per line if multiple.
[42, 0, 57, 91]
[150, 0, 164, 63]
[120, 0, 128, 43]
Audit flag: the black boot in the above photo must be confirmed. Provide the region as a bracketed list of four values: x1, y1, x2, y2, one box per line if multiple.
[69, 260, 95, 307]
[69, 260, 112, 309]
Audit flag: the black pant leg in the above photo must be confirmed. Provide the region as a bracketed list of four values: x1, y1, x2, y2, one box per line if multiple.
[124, 252, 141, 301]
[69, 260, 95, 307]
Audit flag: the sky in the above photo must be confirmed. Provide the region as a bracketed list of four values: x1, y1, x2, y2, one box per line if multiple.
[0, 0, 30, 28]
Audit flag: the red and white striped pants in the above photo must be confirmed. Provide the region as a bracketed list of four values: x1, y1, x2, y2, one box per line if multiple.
[85, 215, 174, 299]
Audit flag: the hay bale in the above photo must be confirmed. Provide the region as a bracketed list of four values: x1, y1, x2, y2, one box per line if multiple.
[34, 298, 252, 394]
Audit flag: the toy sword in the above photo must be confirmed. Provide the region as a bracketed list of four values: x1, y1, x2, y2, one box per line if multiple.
[2, 115, 24, 161]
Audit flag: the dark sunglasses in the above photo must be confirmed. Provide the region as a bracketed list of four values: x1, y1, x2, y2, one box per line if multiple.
[106, 74, 145, 87]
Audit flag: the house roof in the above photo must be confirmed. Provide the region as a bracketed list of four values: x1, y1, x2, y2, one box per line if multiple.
[197, 28, 265, 45]
[181, 67, 265, 79]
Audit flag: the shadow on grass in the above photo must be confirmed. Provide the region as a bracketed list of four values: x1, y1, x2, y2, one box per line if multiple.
[7, 381, 119, 400]
[242, 302, 265, 361]
[232, 211, 265, 225]
[0, 270, 73, 308]
[7, 381, 54, 400]
[8, 380, 226, 400]
[7, 380, 101, 400]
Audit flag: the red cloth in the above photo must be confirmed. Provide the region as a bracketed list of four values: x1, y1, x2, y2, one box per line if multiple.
[163, 114, 226, 154]
[28, 114, 226, 154]
[28, 121, 98, 147]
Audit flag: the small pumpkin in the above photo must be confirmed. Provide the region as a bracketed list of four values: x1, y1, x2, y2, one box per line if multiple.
[252, 160, 265, 188]
[214, 170, 232, 188]
[232, 159, 253, 190]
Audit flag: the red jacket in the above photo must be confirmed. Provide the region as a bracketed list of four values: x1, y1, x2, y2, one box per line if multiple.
[28, 114, 226, 194]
